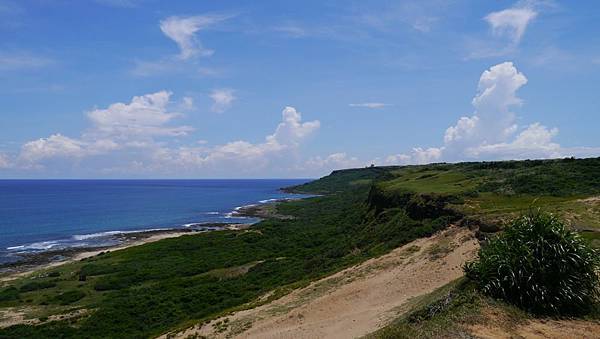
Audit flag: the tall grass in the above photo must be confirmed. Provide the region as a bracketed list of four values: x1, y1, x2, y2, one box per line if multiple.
[465, 212, 600, 315]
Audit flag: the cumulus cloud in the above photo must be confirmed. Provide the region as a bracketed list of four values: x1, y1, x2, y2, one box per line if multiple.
[467, 123, 561, 159]
[86, 91, 193, 139]
[384, 61, 600, 166]
[18, 91, 191, 168]
[148, 106, 320, 173]
[301, 153, 364, 172]
[160, 15, 230, 60]
[19, 134, 119, 165]
[349, 102, 390, 109]
[16, 99, 321, 176]
[444, 61, 527, 154]
[267, 107, 320, 147]
[210, 89, 235, 113]
[385, 147, 442, 165]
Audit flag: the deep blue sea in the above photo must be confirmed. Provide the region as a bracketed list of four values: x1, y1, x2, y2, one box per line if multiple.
[0, 179, 310, 264]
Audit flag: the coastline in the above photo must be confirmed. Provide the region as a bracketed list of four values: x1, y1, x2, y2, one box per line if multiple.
[0, 224, 251, 282]
[0, 196, 302, 282]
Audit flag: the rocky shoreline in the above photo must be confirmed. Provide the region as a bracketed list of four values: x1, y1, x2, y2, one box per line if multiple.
[0, 195, 310, 279]
[0, 223, 249, 278]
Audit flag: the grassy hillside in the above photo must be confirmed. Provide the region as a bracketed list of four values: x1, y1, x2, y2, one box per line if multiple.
[1, 157, 599, 338]
[0, 191, 455, 338]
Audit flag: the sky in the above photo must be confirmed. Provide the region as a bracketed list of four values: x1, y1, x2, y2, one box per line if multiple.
[0, 0, 599, 178]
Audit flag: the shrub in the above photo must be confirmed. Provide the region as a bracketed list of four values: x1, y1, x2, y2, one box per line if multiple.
[19, 281, 56, 292]
[0, 287, 20, 302]
[55, 290, 86, 305]
[465, 212, 600, 315]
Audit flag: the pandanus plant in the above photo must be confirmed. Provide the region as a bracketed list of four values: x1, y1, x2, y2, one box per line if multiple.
[465, 211, 600, 315]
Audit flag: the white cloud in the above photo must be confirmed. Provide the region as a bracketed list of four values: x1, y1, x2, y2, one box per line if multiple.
[18, 134, 119, 165]
[354, 1, 442, 33]
[16, 100, 321, 176]
[302, 153, 364, 172]
[467, 123, 561, 159]
[0, 152, 10, 169]
[180, 96, 194, 111]
[18, 91, 192, 168]
[272, 23, 308, 38]
[412, 16, 438, 33]
[485, 7, 537, 44]
[384, 61, 600, 166]
[349, 102, 390, 109]
[467, 1, 541, 59]
[20, 134, 87, 164]
[210, 89, 235, 113]
[86, 91, 193, 139]
[160, 15, 230, 60]
[267, 107, 320, 147]
[385, 147, 442, 165]
[0, 52, 53, 71]
[147, 106, 320, 173]
[131, 15, 231, 77]
[444, 61, 527, 152]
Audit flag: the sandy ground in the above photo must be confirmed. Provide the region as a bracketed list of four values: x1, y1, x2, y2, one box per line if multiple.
[0, 231, 191, 284]
[0, 308, 88, 329]
[166, 226, 480, 339]
[468, 306, 600, 339]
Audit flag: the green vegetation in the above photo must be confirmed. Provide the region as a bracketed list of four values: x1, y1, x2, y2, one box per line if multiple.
[19, 281, 57, 292]
[465, 212, 600, 315]
[54, 290, 86, 305]
[0, 186, 456, 338]
[286, 166, 394, 193]
[1, 157, 599, 338]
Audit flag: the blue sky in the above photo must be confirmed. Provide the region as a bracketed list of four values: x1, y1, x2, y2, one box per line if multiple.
[0, 0, 599, 178]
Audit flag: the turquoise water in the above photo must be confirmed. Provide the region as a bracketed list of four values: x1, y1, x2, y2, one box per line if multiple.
[0, 179, 310, 264]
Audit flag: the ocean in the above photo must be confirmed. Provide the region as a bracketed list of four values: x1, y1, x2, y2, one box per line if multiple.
[0, 179, 310, 264]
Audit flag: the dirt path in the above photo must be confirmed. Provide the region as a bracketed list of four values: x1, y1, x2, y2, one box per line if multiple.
[167, 226, 479, 339]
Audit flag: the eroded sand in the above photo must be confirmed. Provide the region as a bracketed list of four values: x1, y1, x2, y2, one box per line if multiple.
[468, 305, 600, 339]
[167, 226, 479, 339]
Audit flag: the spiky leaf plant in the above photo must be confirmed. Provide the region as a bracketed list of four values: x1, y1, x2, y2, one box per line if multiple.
[465, 212, 600, 315]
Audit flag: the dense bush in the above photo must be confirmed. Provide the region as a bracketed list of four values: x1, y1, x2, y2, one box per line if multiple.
[465, 212, 600, 315]
[0, 287, 19, 302]
[54, 290, 86, 305]
[19, 281, 56, 292]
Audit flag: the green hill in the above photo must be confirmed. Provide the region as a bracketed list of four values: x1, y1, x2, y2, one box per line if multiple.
[1, 157, 599, 338]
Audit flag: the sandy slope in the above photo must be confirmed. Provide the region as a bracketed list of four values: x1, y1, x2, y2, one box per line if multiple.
[468, 305, 600, 339]
[167, 226, 479, 339]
